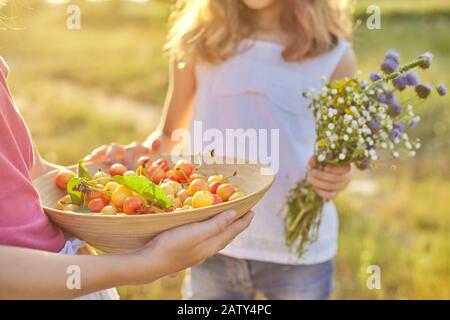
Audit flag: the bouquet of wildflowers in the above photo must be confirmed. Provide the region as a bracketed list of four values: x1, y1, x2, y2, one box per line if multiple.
[285, 50, 447, 256]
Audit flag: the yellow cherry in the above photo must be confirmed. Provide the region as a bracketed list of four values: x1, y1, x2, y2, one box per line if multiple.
[192, 190, 214, 208]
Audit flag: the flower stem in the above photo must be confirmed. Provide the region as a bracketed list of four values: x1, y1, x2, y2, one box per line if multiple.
[368, 57, 426, 90]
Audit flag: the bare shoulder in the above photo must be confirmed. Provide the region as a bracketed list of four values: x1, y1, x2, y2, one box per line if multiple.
[331, 47, 357, 81]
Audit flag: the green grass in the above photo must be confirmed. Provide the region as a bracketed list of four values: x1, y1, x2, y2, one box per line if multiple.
[335, 174, 450, 299]
[1, 0, 170, 104]
[0, 0, 448, 299]
[355, 0, 450, 16]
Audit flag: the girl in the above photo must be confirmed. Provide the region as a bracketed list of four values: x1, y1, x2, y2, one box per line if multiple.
[0, 55, 253, 299]
[90, 0, 355, 299]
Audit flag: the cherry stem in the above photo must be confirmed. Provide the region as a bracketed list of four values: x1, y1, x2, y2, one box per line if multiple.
[223, 171, 237, 182]
[367, 57, 427, 91]
[76, 182, 112, 196]
[90, 186, 112, 196]
[136, 165, 144, 176]
[210, 149, 218, 175]
[87, 177, 112, 185]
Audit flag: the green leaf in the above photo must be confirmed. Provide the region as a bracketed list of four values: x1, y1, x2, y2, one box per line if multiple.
[77, 161, 91, 179]
[67, 177, 83, 205]
[113, 175, 172, 209]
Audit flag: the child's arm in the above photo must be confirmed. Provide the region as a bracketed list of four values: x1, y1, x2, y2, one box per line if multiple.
[0, 210, 253, 299]
[85, 60, 196, 166]
[307, 48, 357, 200]
[145, 59, 197, 149]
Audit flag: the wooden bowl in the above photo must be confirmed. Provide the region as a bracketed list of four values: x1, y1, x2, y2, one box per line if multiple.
[33, 157, 274, 253]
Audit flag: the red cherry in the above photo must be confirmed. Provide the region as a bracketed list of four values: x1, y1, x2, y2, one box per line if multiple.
[141, 207, 156, 214]
[212, 194, 223, 205]
[55, 169, 76, 190]
[174, 160, 195, 182]
[209, 182, 222, 194]
[88, 198, 108, 213]
[123, 196, 146, 215]
[146, 164, 166, 184]
[137, 156, 152, 168]
[153, 159, 170, 172]
[109, 163, 127, 176]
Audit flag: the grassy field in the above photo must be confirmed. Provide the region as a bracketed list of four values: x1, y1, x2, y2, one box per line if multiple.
[0, 0, 448, 299]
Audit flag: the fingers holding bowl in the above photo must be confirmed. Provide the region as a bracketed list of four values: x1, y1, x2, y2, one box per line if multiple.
[196, 210, 255, 256]
[83, 144, 108, 163]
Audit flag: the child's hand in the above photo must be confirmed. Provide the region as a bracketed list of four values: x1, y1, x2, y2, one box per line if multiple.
[83, 142, 150, 167]
[83, 138, 161, 168]
[83, 132, 172, 168]
[306, 157, 352, 201]
[132, 210, 254, 284]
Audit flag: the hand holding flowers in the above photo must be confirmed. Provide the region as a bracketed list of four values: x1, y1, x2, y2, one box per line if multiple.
[307, 157, 352, 201]
[286, 50, 447, 256]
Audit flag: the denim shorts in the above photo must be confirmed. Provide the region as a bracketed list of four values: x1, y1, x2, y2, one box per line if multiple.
[183, 254, 334, 300]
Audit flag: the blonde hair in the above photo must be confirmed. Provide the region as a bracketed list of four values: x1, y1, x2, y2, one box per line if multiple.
[166, 0, 353, 64]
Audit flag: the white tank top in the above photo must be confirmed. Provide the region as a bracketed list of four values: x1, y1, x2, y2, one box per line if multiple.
[191, 39, 351, 265]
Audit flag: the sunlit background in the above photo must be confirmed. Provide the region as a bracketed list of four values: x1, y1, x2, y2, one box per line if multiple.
[0, 0, 448, 299]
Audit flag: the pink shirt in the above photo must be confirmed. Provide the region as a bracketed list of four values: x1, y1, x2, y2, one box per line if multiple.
[0, 57, 65, 252]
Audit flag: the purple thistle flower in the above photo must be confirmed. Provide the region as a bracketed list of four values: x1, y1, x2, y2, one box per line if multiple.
[419, 52, 433, 69]
[388, 102, 402, 116]
[378, 93, 387, 103]
[405, 72, 420, 86]
[381, 58, 398, 74]
[392, 75, 408, 91]
[385, 50, 400, 63]
[386, 92, 397, 105]
[394, 121, 405, 133]
[368, 121, 381, 132]
[437, 84, 447, 96]
[409, 116, 421, 128]
[378, 91, 397, 105]
[415, 84, 432, 99]
[378, 92, 388, 104]
[369, 72, 382, 82]
[390, 128, 402, 141]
